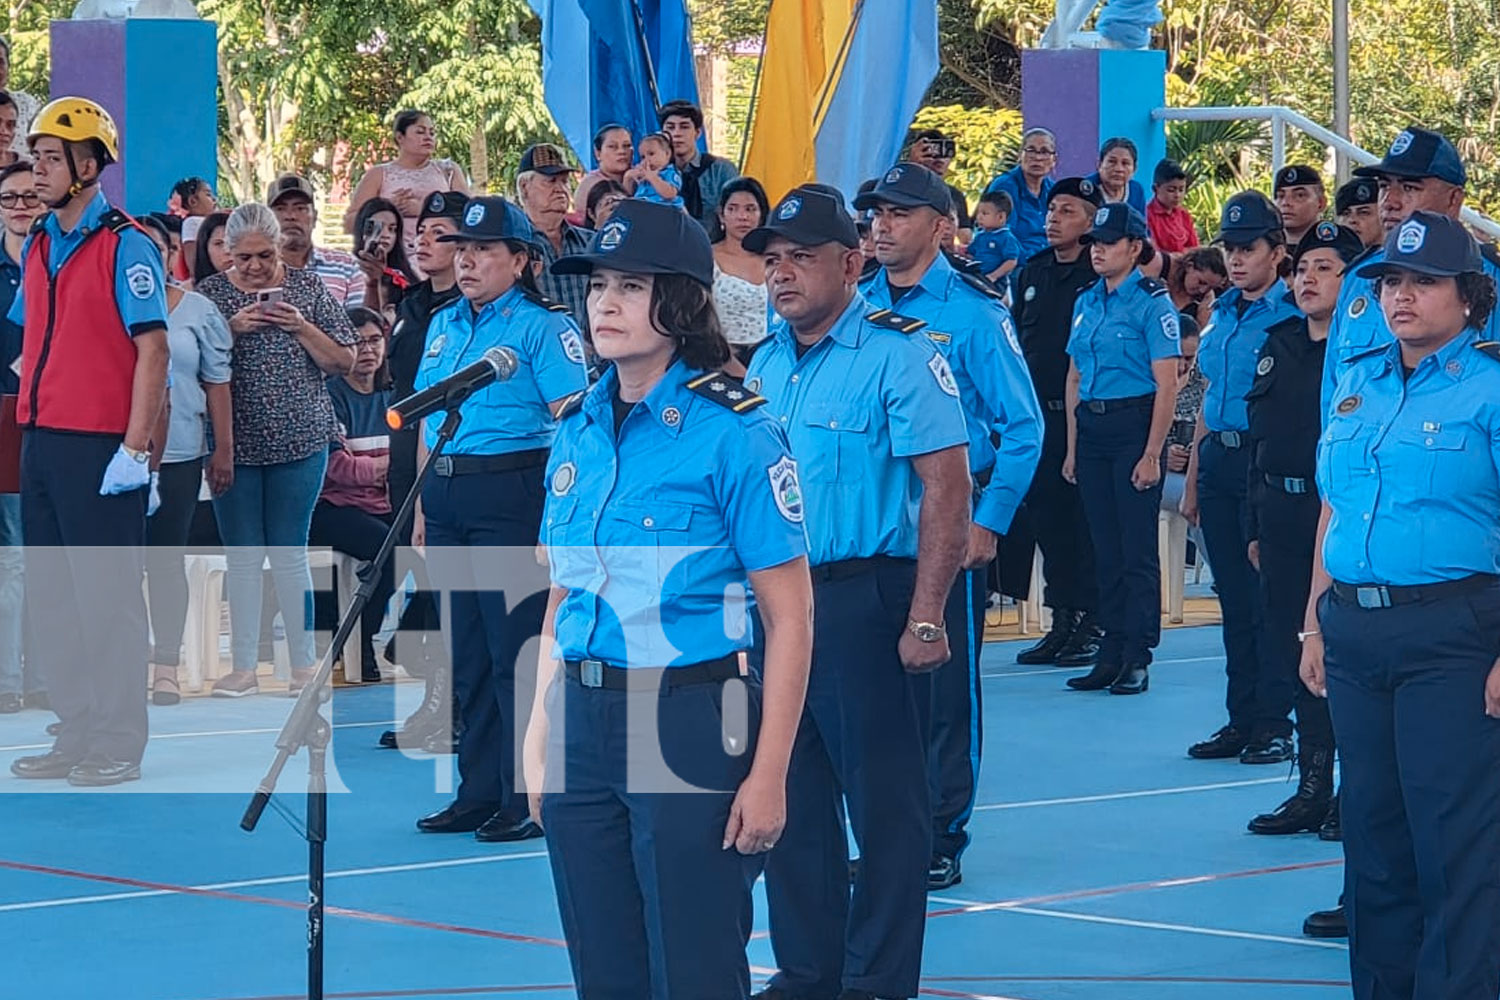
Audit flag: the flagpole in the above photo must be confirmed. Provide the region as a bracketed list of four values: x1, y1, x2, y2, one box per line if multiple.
[629, 0, 665, 115]
[738, 2, 772, 171]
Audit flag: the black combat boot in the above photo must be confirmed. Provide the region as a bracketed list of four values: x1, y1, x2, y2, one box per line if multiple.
[1054, 612, 1103, 667]
[1247, 745, 1334, 835]
[1015, 608, 1081, 665]
[379, 664, 452, 750]
[1319, 787, 1342, 841]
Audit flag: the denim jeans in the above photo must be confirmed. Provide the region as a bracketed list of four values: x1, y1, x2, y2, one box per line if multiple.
[212, 451, 326, 672]
[0, 493, 36, 697]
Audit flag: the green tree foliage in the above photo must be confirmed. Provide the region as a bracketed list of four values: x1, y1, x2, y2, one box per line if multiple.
[910, 104, 1023, 200]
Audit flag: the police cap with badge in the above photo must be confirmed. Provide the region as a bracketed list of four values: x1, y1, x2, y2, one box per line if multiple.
[743, 185, 861, 252]
[1293, 221, 1365, 269]
[1215, 191, 1283, 247]
[851, 162, 952, 216]
[1356, 211, 1484, 281]
[1047, 176, 1105, 210]
[1088, 201, 1148, 244]
[419, 190, 470, 225]
[438, 195, 536, 246]
[552, 198, 715, 286]
[1273, 164, 1323, 193]
[1354, 126, 1467, 186]
[1334, 178, 1377, 215]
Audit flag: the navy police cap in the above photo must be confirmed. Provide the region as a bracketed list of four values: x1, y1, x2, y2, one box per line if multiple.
[1216, 191, 1282, 246]
[551, 199, 714, 287]
[1353, 127, 1466, 186]
[851, 162, 952, 215]
[1292, 221, 1364, 268]
[1048, 176, 1104, 209]
[1356, 211, 1483, 280]
[1273, 164, 1323, 193]
[419, 190, 470, 225]
[1088, 202, 1148, 244]
[744, 186, 860, 252]
[438, 196, 535, 245]
[1334, 178, 1378, 215]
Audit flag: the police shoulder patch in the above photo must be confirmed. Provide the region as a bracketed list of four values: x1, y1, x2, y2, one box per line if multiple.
[958, 271, 1005, 301]
[1473, 341, 1500, 364]
[555, 389, 588, 420]
[865, 309, 927, 334]
[1137, 276, 1169, 297]
[685, 371, 766, 413]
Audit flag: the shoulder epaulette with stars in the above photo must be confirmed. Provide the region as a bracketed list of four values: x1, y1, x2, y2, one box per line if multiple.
[1474, 341, 1500, 364]
[100, 208, 137, 235]
[865, 309, 926, 334]
[685, 371, 766, 413]
[1137, 276, 1169, 297]
[555, 389, 588, 419]
[520, 286, 570, 312]
[958, 270, 1005, 301]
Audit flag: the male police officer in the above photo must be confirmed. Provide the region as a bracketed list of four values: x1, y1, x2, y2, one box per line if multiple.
[1273, 165, 1327, 249]
[8, 98, 168, 786]
[745, 185, 970, 1000]
[1334, 178, 1382, 249]
[1009, 177, 1106, 666]
[854, 161, 1042, 891]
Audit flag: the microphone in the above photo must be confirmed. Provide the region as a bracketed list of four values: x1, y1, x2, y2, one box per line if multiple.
[386, 346, 519, 430]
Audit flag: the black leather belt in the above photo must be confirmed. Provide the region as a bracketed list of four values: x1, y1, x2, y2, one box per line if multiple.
[809, 555, 913, 584]
[1264, 472, 1312, 495]
[1080, 394, 1153, 415]
[432, 449, 549, 477]
[1208, 430, 1244, 449]
[1330, 574, 1497, 610]
[564, 653, 741, 690]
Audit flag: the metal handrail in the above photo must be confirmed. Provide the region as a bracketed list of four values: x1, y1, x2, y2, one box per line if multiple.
[1153, 105, 1500, 240]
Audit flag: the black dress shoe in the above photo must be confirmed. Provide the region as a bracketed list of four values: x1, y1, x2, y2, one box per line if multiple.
[1188, 725, 1248, 759]
[416, 802, 500, 833]
[1240, 735, 1295, 765]
[0, 694, 21, 714]
[475, 813, 544, 843]
[1108, 664, 1149, 695]
[1303, 903, 1347, 938]
[378, 729, 398, 749]
[66, 757, 141, 787]
[10, 750, 80, 779]
[927, 854, 961, 890]
[1066, 661, 1122, 691]
[1319, 790, 1342, 841]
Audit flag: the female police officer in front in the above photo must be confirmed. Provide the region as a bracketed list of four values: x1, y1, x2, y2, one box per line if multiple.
[524, 200, 814, 1000]
[1301, 211, 1500, 999]
[409, 196, 590, 841]
[1062, 202, 1180, 695]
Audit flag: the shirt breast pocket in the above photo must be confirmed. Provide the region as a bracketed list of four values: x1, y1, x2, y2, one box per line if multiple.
[606, 499, 701, 600]
[1318, 419, 1372, 493]
[1391, 428, 1467, 492]
[543, 495, 592, 588]
[802, 402, 870, 485]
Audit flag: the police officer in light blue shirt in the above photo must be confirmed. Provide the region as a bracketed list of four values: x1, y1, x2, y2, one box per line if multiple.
[744, 185, 971, 1000]
[1321, 125, 1500, 416]
[1182, 191, 1302, 765]
[522, 200, 813, 1000]
[408, 195, 589, 843]
[1301, 211, 1500, 1000]
[854, 161, 1042, 892]
[1062, 202, 1180, 696]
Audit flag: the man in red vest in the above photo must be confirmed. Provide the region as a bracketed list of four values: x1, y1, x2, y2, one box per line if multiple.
[8, 97, 168, 786]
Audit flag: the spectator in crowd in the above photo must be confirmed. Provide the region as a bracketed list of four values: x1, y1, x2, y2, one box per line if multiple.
[1334, 177, 1383, 249]
[0, 159, 40, 714]
[0, 93, 22, 169]
[516, 143, 594, 330]
[0, 39, 39, 159]
[658, 99, 739, 233]
[267, 172, 365, 308]
[907, 127, 972, 243]
[309, 306, 396, 683]
[627, 131, 683, 209]
[191, 210, 231, 284]
[351, 196, 417, 322]
[344, 110, 469, 264]
[985, 127, 1057, 262]
[710, 176, 771, 372]
[1087, 138, 1148, 214]
[173, 176, 217, 218]
[572, 123, 635, 221]
[1159, 314, 1207, 526]
[1146, 159, 1198, 252]
[1166, 245, 1229, 330]
[196, 203, 358, 698]
[583, 178, 627, 229]
[1273, 165, 1327, 249]
[970, 189, 1022, 289]
[135, 215, 234, 706]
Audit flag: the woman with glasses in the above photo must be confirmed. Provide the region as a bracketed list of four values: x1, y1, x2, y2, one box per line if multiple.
[983, 127, 1057, 262]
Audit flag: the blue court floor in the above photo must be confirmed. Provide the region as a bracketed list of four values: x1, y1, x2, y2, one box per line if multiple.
[2, 624, 1350, 1000]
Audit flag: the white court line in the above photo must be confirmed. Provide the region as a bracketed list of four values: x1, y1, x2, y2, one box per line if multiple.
[995, 904, 1349, 951]
[973, 776, 1292, 811]
[0, 719, 392, 754]
[0, 850, 548, 914]
[981, 654, 1222, 680]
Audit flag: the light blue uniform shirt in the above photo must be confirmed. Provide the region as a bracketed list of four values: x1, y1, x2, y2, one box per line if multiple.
[415, 285, 589, 455]
[1317, 329, 1500, 585]
[1066, 269, 1181, 401]
[1198, 281, 1299, 432]
[745, 292, 969, 566]
[541, 361, 808, 667]
[1322, 244, 1500, 418]
[861, 254, 1043, 534]
[9, 191, 168, 335]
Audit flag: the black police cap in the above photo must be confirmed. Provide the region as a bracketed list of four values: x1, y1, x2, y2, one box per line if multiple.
[1047, 176, 1104, 209]
[744, 186, 860, 253]
[1273, 164, 1323, 193]
[1089, 202, 1148, 244]
[1292, 221, 1364, 268]
[1356, 211, 1483, 280]
[438, 196, 535, 244]
[419, 190, 470, 226]
[1334, 178, 1378, 215]
[1216, 191, 1283, 246]
[1353, 126, 1466, 186]
[551, 199, 714, 287]
[851, 162, 951, 215]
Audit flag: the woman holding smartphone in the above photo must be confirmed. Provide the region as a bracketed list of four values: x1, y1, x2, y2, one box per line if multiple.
[352, 197, 417, 322]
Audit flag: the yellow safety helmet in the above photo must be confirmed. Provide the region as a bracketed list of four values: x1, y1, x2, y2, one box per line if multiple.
[29, 96, 119, 164]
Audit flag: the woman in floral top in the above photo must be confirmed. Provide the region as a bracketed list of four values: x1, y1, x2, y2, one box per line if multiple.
[197, 203, 358, 697]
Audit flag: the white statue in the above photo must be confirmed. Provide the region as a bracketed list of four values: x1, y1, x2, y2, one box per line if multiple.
[72, 0, 199, 19]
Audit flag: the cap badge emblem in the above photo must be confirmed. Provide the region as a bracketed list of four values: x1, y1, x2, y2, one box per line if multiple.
[598, 219, 628, 251]
[1316, 221, 1338, 240]
[1093, 207, 1109, 226]
[1079, 179, 1094, 196]
[1228, 205, 1243, 224]
[777, 197, 802, 221]
[885, 167, 903, 184]
[428, 193, 444, 212]
[1390, 130, 1414, 156]
[464, 203, 485, 227]
[1396, 219, 1426, 254]
[1282, 168, 1296, 183]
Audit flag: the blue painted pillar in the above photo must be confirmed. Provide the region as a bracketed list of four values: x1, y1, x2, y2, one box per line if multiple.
[1021, 48, 1166, 185]
[49, 17, 217, 216]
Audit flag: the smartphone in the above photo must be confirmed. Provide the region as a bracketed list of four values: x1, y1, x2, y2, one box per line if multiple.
[256, 287, 284, 306]
[362, 218, 382, 257]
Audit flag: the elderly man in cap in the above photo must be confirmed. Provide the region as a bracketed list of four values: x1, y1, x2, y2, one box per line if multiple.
[855, 161, 1042, 892]
[1273, 165, 1328, 249]
[516, 143, 595, 331]
[267, 171, 364, 307]
[1334, 177, 1382, 250]
[745, 184, 970, 1000]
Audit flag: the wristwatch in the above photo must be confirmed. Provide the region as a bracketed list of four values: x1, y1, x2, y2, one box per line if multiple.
[908, 620, 946, 643]
[121, 444, 149, 464]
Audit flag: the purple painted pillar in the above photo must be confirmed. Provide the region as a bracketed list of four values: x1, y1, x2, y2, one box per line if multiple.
[1021, 48, 1167, 184]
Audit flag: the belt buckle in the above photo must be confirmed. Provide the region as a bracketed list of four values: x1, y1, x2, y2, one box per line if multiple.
[1220, 430, 1241, 448]
[433, 456, 453, 477]
[1285, 477, 1307, 495]
[1355, 586, 1391, 610]
[1087, 400, 1106, 414]
[580, 659, 604, 688]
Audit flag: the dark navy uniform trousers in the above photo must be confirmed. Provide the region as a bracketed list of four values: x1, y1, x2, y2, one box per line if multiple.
[1074, 400, 1162, 666]
[927, 563, 985, 861]
[22, 429, 149, 763]
[1026, 405, 1097, 611]
[764, 556, 929, 1000]
[1254, 484, 1332, 747]
[422, 461, 548, 818]
[1322, 581, 1500, 1000]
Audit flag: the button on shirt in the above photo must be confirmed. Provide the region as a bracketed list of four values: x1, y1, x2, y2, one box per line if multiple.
[1317, 330, 1500, 586]
[1067, 271, 1182, 401]
[862, 254, 1042, 534]
[745, 293, 969, 566]
[415, 286, 589, 455]
[983, 168, 1053, 262]
[1013, 248, 1099, 403]
[1198, 282, 1299, 432]
[541, 361, 807, 667]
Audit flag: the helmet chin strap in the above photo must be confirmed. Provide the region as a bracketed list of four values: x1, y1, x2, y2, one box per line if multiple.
[49, 141, 95, 210]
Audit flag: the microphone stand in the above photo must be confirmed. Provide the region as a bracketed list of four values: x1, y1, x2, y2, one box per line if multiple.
[240, 399, 468, 1000]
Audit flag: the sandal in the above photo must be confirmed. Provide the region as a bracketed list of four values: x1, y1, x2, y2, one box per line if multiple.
[151, 664, 181, 706]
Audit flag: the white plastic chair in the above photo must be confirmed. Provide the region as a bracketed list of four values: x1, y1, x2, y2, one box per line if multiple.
[1158, 510, 1189, 624]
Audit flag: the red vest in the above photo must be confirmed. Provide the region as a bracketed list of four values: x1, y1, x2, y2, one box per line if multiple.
[18, 210, 140, 434]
